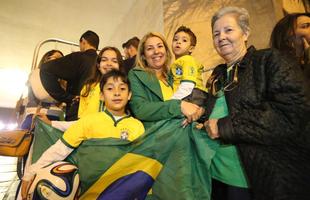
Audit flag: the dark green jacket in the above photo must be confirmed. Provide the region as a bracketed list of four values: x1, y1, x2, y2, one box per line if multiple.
[128, 67, 183, 128]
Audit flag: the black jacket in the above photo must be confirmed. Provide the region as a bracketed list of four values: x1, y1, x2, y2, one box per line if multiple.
[123, 55, 136, 75]
[40, 49, 97, 120]
[303, 47, 310, 80]
[208, 46, 310, 200]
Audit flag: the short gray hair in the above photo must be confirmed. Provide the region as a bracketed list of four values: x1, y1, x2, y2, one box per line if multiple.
[211, 6, 250, 33]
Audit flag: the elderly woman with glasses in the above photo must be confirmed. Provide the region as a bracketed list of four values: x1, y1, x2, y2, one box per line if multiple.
[204, 6, 310, 200]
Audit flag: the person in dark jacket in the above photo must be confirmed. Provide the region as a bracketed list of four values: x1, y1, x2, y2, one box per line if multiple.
[122, 36, 139, 74]
[40, 30, 99, 121]
[205, 6, 310, 200]
[20, 49, 64, 129]
[270, 13, 310, 80]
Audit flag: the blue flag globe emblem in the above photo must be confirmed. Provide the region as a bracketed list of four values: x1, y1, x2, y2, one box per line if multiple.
[176, 67, 183, 75]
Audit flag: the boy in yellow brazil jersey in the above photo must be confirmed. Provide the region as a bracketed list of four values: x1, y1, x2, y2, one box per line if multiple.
[21, 70, 145, 198]
[171, 26, 207, 107]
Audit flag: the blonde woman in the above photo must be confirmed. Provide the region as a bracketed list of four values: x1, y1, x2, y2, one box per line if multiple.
[128, 32, 203, 129]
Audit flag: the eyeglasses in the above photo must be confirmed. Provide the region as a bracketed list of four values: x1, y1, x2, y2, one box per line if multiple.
[207, 63, 239, 96]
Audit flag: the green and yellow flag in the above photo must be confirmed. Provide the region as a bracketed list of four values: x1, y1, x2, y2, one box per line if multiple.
[31, 96, 248, 200]
[32, 118, 219, 200]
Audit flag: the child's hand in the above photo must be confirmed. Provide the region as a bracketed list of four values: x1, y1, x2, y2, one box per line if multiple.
[21, 179, 32, 199]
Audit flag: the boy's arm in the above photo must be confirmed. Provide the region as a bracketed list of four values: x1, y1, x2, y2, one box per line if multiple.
[36, 114, 76, 132]
[22, 140, 73, 181]
[51, 120, 76, 132]
[171, 81, 195, 99]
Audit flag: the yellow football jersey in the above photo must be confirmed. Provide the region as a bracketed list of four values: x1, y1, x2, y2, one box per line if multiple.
[171, 55, 207, 92]
[62, 110, 145, 148]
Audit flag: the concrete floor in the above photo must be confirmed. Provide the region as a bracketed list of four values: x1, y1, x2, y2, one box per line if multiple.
[0, 156, 20, 200]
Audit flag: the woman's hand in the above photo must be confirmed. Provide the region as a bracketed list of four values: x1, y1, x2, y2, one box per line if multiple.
[72, 96, 80, 102]
[180, 101, 204, 123]
[204, 119, 220, 139]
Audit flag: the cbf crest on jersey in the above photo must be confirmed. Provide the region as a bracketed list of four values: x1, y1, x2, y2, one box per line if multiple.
[120, 131, 129, 140]
[176, 65, 183, 75]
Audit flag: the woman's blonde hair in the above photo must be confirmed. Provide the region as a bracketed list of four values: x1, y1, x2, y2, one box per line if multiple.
[135, 32, 172, 79]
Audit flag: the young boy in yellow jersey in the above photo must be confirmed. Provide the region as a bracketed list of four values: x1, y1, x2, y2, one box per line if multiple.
[171, 26, 227, 126]
[21, 70, 145, 198]
[171, 26, 208, 107]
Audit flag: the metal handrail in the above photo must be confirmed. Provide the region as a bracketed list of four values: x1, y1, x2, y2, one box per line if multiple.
[31, 38, 79, 70]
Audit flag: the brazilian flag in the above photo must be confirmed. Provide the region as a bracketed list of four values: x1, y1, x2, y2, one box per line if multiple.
[31, 95, 248, 199]
[32, 118, 219, 200]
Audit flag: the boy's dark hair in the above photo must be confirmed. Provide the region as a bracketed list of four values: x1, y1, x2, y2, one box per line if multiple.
[80, 30, 100, 50]
[174, 26, 197, 46]
[122, 36, 140, 49]
[99, 69, 130, 92]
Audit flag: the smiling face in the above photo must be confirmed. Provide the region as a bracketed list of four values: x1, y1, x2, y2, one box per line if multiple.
[212, 14, 249, 64]
[98, 50, 120, 75]
[100, 77, 131, 116]
[172, 31, 194, 59]
[143, 36, 167, 71]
